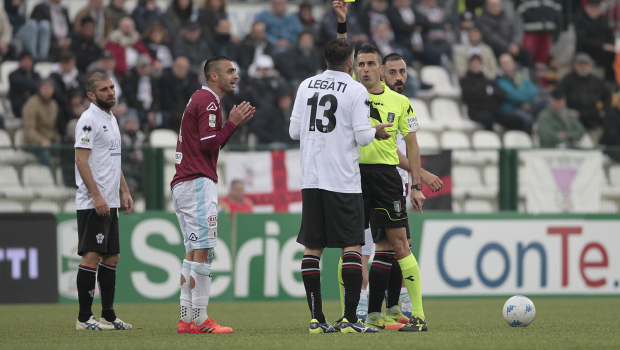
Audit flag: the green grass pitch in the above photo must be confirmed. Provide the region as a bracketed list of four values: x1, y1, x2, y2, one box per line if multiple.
[1, 297, 619, 350]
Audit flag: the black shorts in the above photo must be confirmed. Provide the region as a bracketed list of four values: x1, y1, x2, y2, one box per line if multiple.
[77, 208, 120, 256]
[369, 196, 411, 243]
[297, 189, 365, 248]
[361, 164, 408, 230]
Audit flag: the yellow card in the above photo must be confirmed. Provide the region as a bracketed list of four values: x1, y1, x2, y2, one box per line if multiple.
[344, 0, 355, 2]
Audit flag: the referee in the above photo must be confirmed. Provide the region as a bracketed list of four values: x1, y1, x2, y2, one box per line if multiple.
[74, 72, 133, 331]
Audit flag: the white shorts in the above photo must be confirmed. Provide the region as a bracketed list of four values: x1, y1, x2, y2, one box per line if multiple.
[361, 227, 375, 256]
[172, 177, 218, 254]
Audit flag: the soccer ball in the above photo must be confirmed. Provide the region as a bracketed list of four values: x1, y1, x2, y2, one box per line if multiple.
[502, 295, 536, 327]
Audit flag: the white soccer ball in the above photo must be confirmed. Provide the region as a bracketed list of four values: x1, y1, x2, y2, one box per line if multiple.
[502, 295, 536, 327]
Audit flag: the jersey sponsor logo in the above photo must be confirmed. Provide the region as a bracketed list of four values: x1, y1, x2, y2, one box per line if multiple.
[103, 125, 108, 132]
[407, 116, 418, 132]
[175, 152, 183, 164]
[82, 125, 92, 132]
[207, 215, 217, 228]
[189, 233, 198, 241]
[206, 102, 217, 111]
[387, 112, 395, 123]
[394, 201, 402, 213]
[96, 233, 104, 244]
[209, 114, 216, 127]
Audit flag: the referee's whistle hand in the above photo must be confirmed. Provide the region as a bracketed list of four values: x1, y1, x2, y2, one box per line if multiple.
[94, 195, 110, 216]
[373, 123, 392, 140]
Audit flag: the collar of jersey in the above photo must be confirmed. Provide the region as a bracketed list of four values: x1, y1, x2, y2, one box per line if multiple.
[324, 69, 354, 80]
[88, 102, 114, 119]
[202, 86, 220, 103]
[369, 81, 386, 96]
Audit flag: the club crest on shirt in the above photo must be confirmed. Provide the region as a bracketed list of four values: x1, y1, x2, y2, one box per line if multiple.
[394, 201, 401, 213]
[206, 102, 217, 111]
[387, 112, 395, 123]
[209, 114, 216, 127]
[96, 233, 104, 244]
[208, 215, 217, 228]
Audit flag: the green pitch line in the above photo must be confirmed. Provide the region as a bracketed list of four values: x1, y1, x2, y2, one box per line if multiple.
[1, 297, 619, 350]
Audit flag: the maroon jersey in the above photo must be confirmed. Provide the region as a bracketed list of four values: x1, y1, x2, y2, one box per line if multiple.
[171, 87, 224, 188]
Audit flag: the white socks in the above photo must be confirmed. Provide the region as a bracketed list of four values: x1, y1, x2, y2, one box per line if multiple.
[190, 261, 212, 326]
[359, 289, 368, 301]
[179, 259, 192, 323]
[399, 286, 412, 312]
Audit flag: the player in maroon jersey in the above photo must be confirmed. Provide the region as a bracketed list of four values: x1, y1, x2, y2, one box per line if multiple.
[172, 55, 255, 334]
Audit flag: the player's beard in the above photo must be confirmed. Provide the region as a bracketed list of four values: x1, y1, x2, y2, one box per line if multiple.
[389, 81, 405, 94]
[97, 96, 116, 110]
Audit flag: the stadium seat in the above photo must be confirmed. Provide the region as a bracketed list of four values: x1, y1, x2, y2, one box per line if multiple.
[577, 133, 594, 148]
[452, 200, 462, 213]
[22, 164, 74, 200]
[416, 131, 439, 150]
[9, 128, 37, 163]
[518, 166, 527, 199]
[13, 128, 24, 147]
[503, 130, 533, 148]
[0, 165, 35, 199]
[63, 199, 76, 212]
[33, 62, 54, 79]
[0, 129, 25, 164]
[440, 130, 470, 149]
[430, 98, 477, 131]
[420, 66, 460, 98]
[0, 200, 25, 212]
[408, 98, 443, 132]
[472, 130, 502, 164]
[463, 199, 494, 213]
[134, 197, 146, 213]
[0, 61, 19, 97]
[164, 164, 176, 199]
[452, 165, 484, 199]
[600, 199, 618, 213]
[150, 129, 178, 163]
[603, 165, 620, 199]
[29, 200, 60, 213]
[165, 199, 175, 212]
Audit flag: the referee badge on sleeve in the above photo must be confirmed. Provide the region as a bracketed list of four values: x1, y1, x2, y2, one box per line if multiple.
[387, 112, 395, 123]
[407, 116, 418, 132]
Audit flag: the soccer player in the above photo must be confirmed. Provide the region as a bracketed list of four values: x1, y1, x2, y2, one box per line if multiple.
[172, 55, 255, 334]
[333, 0, 428, 332]
[74, 72, 133, 331]
[290, 38, 392, 334]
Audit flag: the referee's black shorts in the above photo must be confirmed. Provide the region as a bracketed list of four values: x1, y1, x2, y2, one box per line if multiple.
[360, 164, 408, 231]
[369, 196, 411, 243]
[77, 208, 120, 256]
[297, 189, 365, 248]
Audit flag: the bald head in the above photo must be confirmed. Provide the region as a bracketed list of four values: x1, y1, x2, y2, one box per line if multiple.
[119, 17, 135, 36]
[486, 0, 502, 16]
[172, 57, 190, 79]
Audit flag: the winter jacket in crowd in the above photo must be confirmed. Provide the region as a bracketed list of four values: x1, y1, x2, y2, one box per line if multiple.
[559, 70, 611, 130]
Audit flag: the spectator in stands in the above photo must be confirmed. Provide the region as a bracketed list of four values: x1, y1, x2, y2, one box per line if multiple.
[106, 17, 153, 77]
[275, 31, 322, 86]
[537, 89, 585, 148]
[387, 0, 442, 66]
[208, 19, 239, 62]
[22, 79, 60, 149]
[166, 0, 192, 37]
[173, 21, 211, 76]
[50, 51, 82, 135]
[477, 0, 531, 68]
[496, 53, 539, 133]
[359, 0, 390, 40]
[5, 0, 51, 61]
[415, 0, 455, 58]
[0, 6, 12, 60]
[319, 1, 367, 47]
[86, 50, 123, 102]
[106, 0, 129, 28]
[298, 1, 319, 38]
[198, 0, 227, 39]
[517, 0, 561, 83]
[9, 52, 41, 118]
[73, 0, 113, 45]
[454, 26, 498, 79]
[369, 22, 412, 64]
[238, 21, 274, 73]
[600, 99, 620, 161]
[457, 11, 475, 45]
[132, 0, 172, 36]
[220, 180, 254, 214]
[240, 54, 282, 109]
[461, 54, 527, 132]
[122, 54, 163, 130]
[67, 88, 88, 120]
[60, 117, 78, 187]
[574, 0, 616, 82]
[159, 57, 199, 132]
[120, 113, 144, 195]
[143, 23, 173, 69]
[70, 17, 103, 73]
[559, 53, 611, 144]
[251, 90, 295, 146]
[30, 0, 72, 60]
[255, 0, 303, 51]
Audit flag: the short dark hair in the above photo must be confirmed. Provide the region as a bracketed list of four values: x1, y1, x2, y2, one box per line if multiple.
[357, 44, 383, 65]
[383, 53, 404, 65]
[324, 38, 355, 71]
[298, 30, 314, 41]
[86, 72, 111, 94]
[204, 55, 232, 81]
[39, 79, 55, 89]
[59, 51, 75, 63]
[550, 89, 566, 100]
[80, 16, 94, 26]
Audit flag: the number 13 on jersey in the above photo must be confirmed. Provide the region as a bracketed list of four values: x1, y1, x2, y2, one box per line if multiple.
[307, 93, 338, 133]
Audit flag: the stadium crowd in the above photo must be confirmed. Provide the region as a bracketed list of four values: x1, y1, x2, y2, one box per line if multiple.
[3, 0, 620, 192]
